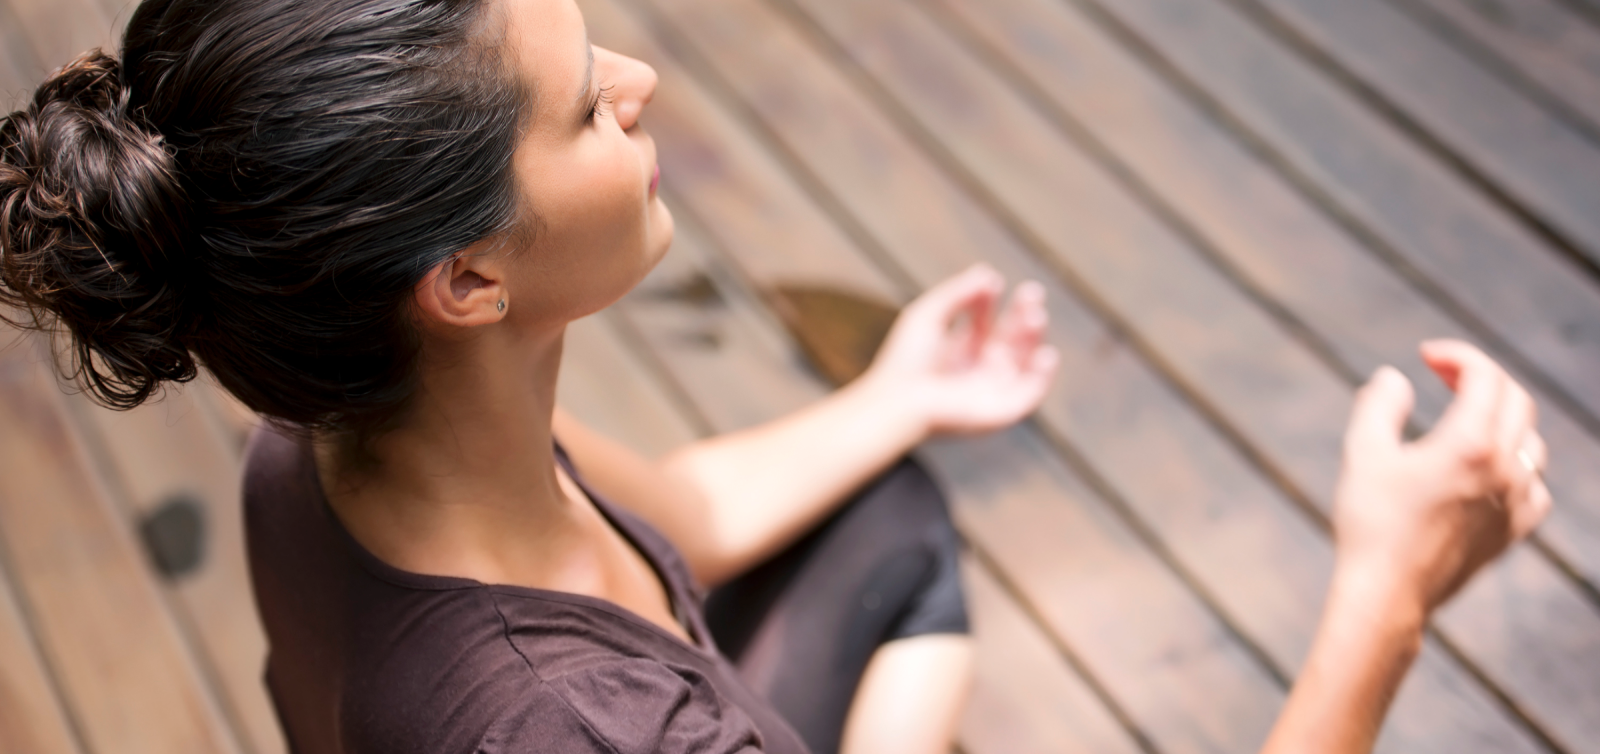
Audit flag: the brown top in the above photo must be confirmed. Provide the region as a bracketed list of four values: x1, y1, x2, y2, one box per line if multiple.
[243, 426, 810, 754]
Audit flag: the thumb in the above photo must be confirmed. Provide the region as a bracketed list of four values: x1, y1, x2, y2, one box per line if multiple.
[1344, 366, 1415, 458]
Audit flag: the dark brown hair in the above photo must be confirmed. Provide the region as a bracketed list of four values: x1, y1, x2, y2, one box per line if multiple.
[0, 0, 526, 435]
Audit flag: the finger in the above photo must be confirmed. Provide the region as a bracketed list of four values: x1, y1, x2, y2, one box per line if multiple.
[912, 265, 1003, 359]
[1344, 366, 1415, 458]
[1422, 340, 1507, 450]
[1510, 476, 1553, 541]
[1491, 425, 1548, 543]
[1494, 379, 1537, 473]
[995, 281, 1048, 369]
[1521, 431, 1549, 474]
[964, 275, 1002, 364]
[993, 345, 1061, 426]
[1030, 344, 1060, 383]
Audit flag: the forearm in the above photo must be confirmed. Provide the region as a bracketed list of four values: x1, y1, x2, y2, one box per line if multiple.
[662, 374, 929, 586]
[1261, 568, 1425, 754]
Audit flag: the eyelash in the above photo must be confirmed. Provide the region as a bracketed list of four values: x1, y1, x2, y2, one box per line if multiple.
[587, 84, 615, 122]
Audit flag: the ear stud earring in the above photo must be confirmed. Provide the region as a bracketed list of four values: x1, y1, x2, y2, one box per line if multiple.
[497, 299, 506, 313]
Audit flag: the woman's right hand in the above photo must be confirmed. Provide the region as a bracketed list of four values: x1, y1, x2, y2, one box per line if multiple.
[1262, 340, 1550, 754]
[1332, 340, 1552, 616]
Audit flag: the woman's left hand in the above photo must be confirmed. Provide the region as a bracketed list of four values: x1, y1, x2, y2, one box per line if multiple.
[860, 264, 1059, 436]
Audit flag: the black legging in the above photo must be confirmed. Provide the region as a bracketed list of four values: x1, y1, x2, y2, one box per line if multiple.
[704, 458, 969, 754]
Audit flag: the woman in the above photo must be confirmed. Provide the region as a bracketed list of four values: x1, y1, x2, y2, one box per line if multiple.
[0, 0, 1551, 752]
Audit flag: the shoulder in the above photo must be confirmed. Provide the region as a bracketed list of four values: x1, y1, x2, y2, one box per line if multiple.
[476, 656, 766, 754]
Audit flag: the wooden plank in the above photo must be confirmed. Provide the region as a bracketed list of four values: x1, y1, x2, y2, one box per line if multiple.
[617, 204, 1273, 752]
[559, 312, 702, 457]
[91, 0, 137, 38]
[1031, 7, 1600, 743]
[0, 336, 242, 754]
[928, 0, 1600, 610]
[1575, 0, 1600, 23]
[0, 1, 41, 113]
[601, 0, 1587, 749]
[0, 547, 82, 754]
[190, 379, 259, 451]
[960, 559, 1143, 754]
[1089, 0, 1600, 425]
[1401, 0, 1600, 134]
[2, 10, 266, 753]
[61, 385, 283, 754]
[6, 0, 118, 78]
[1236, 0, 1600, 267]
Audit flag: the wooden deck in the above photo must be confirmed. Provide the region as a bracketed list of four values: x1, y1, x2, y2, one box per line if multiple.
[3, 0, 1600, 752]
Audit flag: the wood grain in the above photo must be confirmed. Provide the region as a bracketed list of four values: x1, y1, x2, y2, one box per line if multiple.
[930, 0, 1600, 602]
[0, 547, 81, 754]
[5, 0, 118, 79]
[597, 0, 1587, 748]
[62, 385, 283, 754]
[0, 337, 242, 754]
[1239, 0, 1600, 265]
[190, 379, 260, 452]
[960, 560, 1143, 754]
[0, 1, 41, 112]
[1402, 0, 1600, 134]
[1091, 0, 1600, 425]
[559, 311, 702, 457]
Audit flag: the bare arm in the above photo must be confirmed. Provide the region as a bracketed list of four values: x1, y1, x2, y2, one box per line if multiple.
[559, 265, 1057, 587]
[551, 377, 925, 587]
[1262, 341, 1551, 754]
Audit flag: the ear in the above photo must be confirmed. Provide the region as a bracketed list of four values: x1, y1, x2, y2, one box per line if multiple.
[413, 247, 509, 329]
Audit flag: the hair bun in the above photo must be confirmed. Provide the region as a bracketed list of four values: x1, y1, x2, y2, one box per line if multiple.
[1, 49, 197, 407]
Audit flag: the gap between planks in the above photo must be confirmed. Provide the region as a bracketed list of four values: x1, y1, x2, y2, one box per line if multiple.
[582, 0, 1593, 752]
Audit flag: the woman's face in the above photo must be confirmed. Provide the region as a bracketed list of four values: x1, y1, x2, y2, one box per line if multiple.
[498, 0, 671, 323]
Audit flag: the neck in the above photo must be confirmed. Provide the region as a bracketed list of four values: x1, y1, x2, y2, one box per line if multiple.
[314, 322, 576, 581]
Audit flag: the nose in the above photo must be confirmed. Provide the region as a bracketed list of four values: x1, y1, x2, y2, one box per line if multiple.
[594, 46, 657, 131]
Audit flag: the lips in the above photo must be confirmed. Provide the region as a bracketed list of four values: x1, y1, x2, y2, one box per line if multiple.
[649, 164, 660, 196]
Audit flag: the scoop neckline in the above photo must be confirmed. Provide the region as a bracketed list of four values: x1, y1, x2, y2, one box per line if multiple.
[298, 434, 712, 655]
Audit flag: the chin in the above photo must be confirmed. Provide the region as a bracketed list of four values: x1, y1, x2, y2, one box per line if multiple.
[645, 200, 675, 267]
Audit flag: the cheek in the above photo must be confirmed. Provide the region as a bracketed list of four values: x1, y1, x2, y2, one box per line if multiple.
[514, 143, 653, 315]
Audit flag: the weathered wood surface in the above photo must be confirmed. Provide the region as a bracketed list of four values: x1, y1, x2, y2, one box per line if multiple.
[926, 0, 1600, 641]
[0, 536, 80, 754]
[591, 0, 1599, 749]
[1086, 0, 1600, 428]
[3, 0, 1598, 750]
[559, 313, 704, 457]
[1233, 0, 1600, 268]
[0, 337, 243, 754]
[60, 386, 285, 754]
[1400, 0, 1600, 136]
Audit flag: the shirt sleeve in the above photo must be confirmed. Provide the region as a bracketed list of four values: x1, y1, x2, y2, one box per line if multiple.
[477, 657, 766, 754]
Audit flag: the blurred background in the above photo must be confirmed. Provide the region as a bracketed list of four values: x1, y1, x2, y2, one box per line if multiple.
[3, 0, 1600, 752]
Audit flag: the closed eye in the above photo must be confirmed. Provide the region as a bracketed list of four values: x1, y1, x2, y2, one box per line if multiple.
[587, 84, 614, 123]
